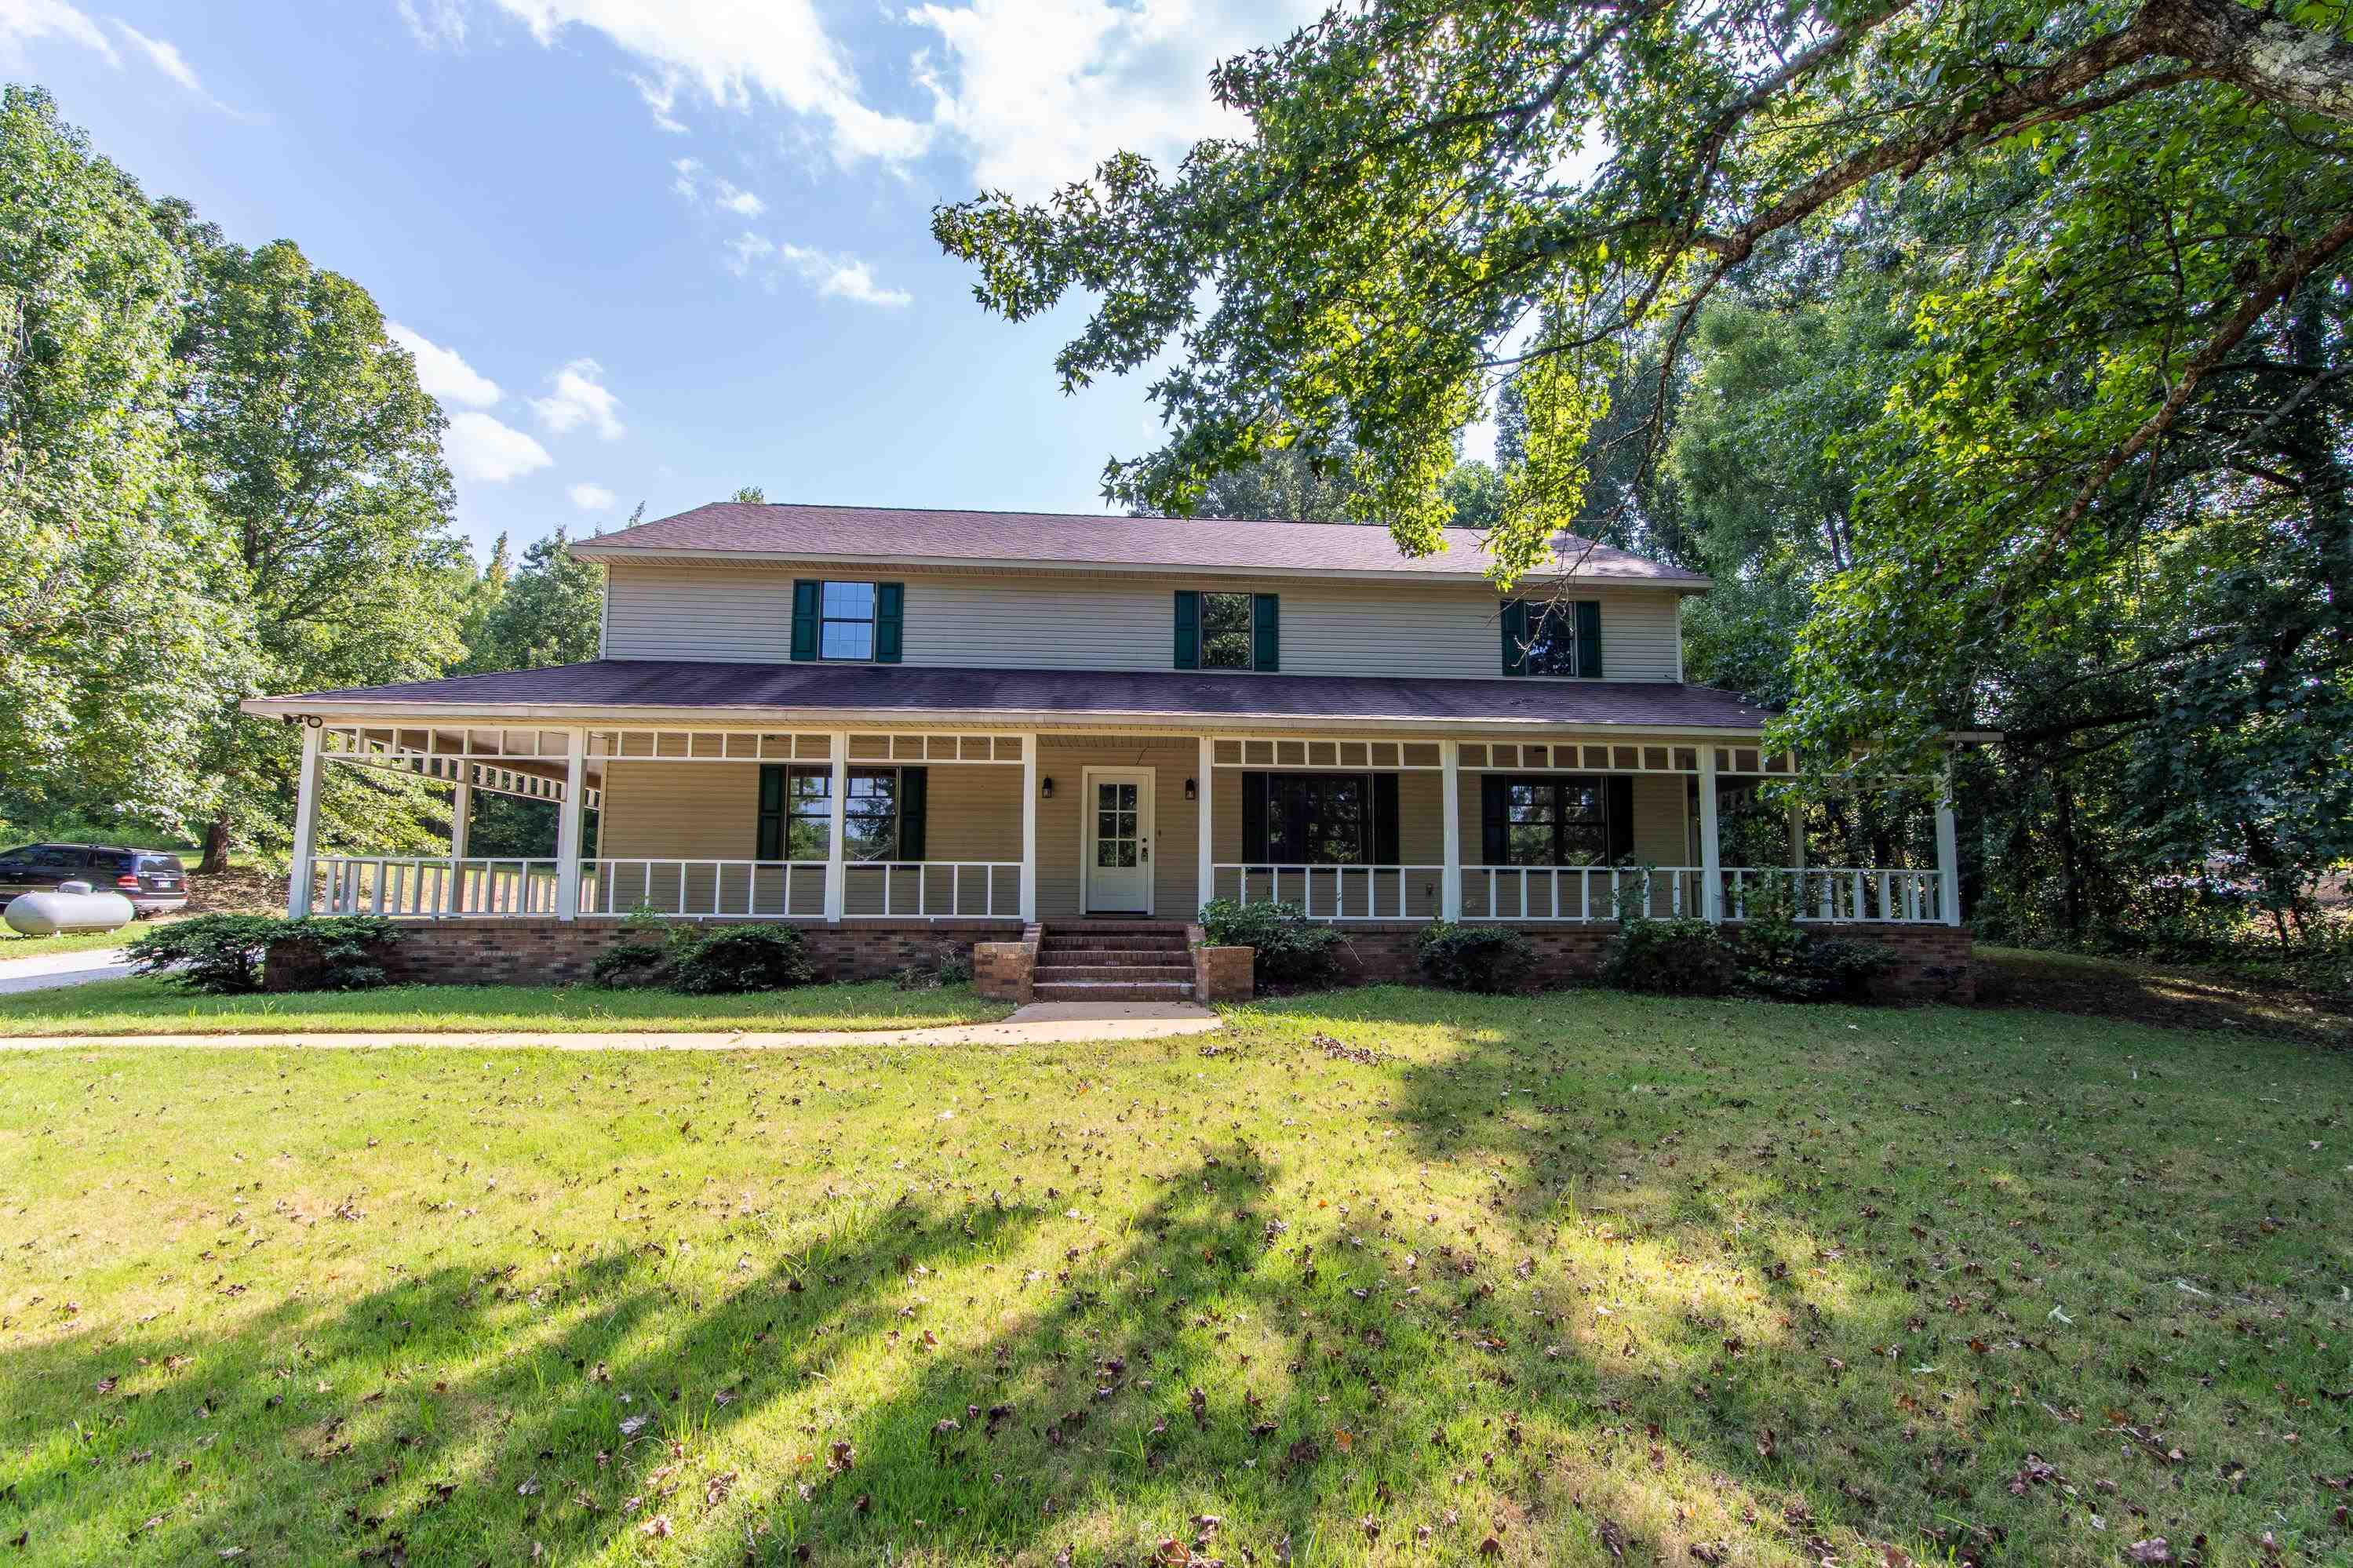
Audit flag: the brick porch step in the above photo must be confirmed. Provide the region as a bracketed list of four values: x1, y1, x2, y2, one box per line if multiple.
[1031, 980, 1195, 1002]
[1039, 934, 1189, 953]
[1034, 963, 1193, 983]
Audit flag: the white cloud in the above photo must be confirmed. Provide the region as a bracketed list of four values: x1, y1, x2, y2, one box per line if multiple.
[389, 322, 504, 409]
[446, 410, 555, 482]
[670, 157, 765, 217]
[474, 0, 931, 165]
[530, 358, 626, 440]
[110, 20, 202, 92]
[906, 0, 1325, 199]
[397, 0, 470, 46]
[568, 481, 618, 511]
[0, 0, 115, 66]
[726, 231, 911, 308]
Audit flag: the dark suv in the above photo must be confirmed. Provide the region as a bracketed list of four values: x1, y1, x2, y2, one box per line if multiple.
[0, 844, 189, 917]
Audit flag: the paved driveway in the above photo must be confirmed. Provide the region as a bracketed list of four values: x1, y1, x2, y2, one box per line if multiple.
[0, 944, 135, 995]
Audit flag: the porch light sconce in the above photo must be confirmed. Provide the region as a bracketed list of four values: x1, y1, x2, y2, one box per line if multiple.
[1040, 777, 1054, 799]
[1183, 777, 1197, 801]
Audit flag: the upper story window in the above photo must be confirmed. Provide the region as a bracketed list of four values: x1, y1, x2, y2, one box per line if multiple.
[791, 579, 903, 664]
[1501, 598, 1602, 678]
[819, 580, 876, 660]
[1175, 590, 1278, 672]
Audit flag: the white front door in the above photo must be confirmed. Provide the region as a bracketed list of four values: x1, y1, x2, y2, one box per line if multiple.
[1082, 769, 1154, 914]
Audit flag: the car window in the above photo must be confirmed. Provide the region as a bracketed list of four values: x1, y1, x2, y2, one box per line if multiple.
[0, 845, 32, 861]
[93, 852, 139, 872]
[31, 846, 84, 869]
[140, 855, 185, 874]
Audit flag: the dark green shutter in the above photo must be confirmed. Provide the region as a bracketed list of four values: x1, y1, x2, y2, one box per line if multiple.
[1481, 776, 1509, 864]
[1240, 772, 1269, 861]
[897, 766, 926, 860]
[1575, 599, 1603, 678]
[790, 580, 820, 662]
[1173, 591, 1200, 669]
[1371, 772, 1399, 864]
[1253, 594, 1280, 671]
[1606, 775, 1634, 861]
[756, 764, 787, 860]
[875, 582, 904, 664]
[1500, 601, 1529, 676]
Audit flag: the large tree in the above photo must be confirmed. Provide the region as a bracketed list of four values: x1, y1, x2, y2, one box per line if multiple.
[938, 0, 2353, 916]
[165, 220, 471, 870]
[0, 87, 247, 834]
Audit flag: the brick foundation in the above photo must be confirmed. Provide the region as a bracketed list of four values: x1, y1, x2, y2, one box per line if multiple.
[1186, 923, 1255, 1002]
[264, 918, 1025, 992]
[1320, 920, 1976, 1003]
[264, 916, 1972, 1004]
[973, 924, 1042, 1002]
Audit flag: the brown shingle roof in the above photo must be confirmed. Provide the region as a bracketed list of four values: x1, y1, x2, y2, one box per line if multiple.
[568, 502, 1708, 587]
[246, 660, 1773, 732]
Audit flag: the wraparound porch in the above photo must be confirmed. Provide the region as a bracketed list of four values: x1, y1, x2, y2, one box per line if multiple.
[283, 720, 1961, 929]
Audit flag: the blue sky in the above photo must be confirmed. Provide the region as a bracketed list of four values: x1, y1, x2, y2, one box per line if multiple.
[0, 0, 1332, 558]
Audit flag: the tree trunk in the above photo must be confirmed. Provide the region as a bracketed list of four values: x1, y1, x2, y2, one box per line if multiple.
[2140, 0, 2353, 122]
[2053, 772, 2085, 940]
[199, 814, 234, 875]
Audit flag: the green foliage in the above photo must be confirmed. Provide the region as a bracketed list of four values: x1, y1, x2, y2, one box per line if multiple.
[263, 915, 405, 992]
[588, 942, 672, 990]
[1414, 920, 1535, 994]
[125, 914, 279, 994]
[1196, 897, 1344, 989]
[1599, 917, 1736, 996]
[0, 87, 250, 831]
[126, 913, 404, 994]
[663, 923, 816, 996]
[459, 528, 606, 675]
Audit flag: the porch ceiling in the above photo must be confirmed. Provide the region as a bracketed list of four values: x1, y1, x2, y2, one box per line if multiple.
[242, 659, 1776, 736]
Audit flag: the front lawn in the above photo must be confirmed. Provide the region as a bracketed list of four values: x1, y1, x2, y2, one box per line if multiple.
[0, 977, 1012, 1035]
[0, 925, 139, 959]
[2, 988, 2345, 1566]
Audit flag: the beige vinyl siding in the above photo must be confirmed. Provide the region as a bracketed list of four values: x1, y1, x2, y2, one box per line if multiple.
[603, 566, 1684, 682]
[595, 759, 1029, 919]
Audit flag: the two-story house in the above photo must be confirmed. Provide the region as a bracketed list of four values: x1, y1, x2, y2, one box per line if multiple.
[241, 501, 1972, 998]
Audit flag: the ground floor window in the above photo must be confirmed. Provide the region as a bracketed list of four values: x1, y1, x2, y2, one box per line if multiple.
[1481, 774, 1631, 864]
[1240, 771, 1401, 864]
[758, 765, 927, 860]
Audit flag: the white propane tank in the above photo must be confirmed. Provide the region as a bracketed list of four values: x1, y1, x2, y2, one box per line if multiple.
[4, 880, 137, 937]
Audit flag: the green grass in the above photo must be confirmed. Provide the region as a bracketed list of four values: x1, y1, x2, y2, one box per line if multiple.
[0, 977, 1014, 1035]
[2, 988, 2346, 1566]
[0, 925, 138, 959]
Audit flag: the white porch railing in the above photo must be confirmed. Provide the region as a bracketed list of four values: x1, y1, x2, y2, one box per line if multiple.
[580, 860, 828, 919]
[317, 857, 563, 917]
[840, 860, 1022, 919]
[1215, 864, 1445, 920]
[1721, 866, 1947, 925]
[1464, 864, 1702, 922]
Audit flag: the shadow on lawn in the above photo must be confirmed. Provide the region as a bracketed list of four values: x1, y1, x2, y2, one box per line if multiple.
[7, 1000, 2334, 1566]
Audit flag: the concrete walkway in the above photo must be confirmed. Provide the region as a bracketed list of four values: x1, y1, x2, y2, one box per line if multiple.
[0, 999, 1227, 1052]
[0, 944, 134, 995]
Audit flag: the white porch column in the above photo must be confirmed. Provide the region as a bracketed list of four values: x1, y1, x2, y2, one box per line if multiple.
[449, 777, 472, 862]
[1196, 735, 1215, 918]
[1440, 739, 1462, 920]
[444, 775, 472, 916]
[1019, 733, 1040, 922]
[288, 722, 324, 917]
[1935, 759, 1961, 927]
[554, 728, 587, 920]
[1697, 743, 1722, 923]
[824, 730, 849, 922]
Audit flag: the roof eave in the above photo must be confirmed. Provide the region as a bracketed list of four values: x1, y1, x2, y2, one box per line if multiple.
[565, 543, 1714, 593]
[239, 694, 1768, 737]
